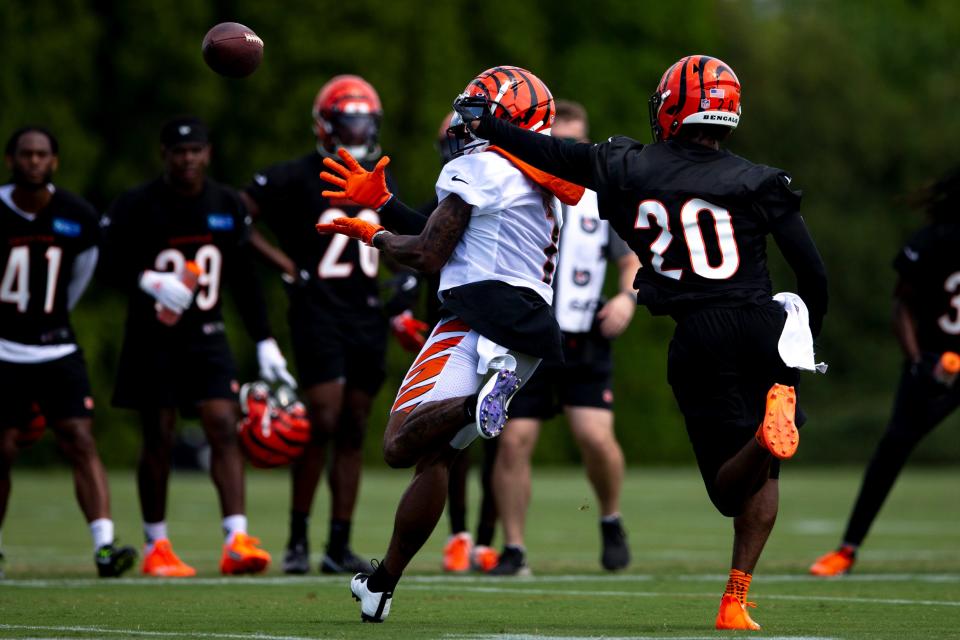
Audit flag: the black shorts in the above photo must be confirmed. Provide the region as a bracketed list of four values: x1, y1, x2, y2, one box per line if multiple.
[112, 331, 239, 415]
[509, 331, 614, 420]
[0, 350, 94, 426]
[287, 288, 387, 394]
[667, 302, 806, 492]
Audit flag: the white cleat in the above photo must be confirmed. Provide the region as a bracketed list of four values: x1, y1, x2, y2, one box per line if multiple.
[449, 356, 521, 450]
[350, 573, 392, 623]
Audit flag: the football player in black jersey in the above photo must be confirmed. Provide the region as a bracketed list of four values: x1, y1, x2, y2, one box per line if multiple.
[0, 127, 136, 577]
[240, 76, 392, 575]
[460, 57, 828, 630]
[810, 169, 960, 577]
[101, 117, 291, 576]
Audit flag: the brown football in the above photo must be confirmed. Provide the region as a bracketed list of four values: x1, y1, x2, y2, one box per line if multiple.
[201, 22, 264, 78]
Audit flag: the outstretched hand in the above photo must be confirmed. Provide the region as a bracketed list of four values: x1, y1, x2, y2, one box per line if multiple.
[320, 148, 393, 209]
[315, 216, 386, 246]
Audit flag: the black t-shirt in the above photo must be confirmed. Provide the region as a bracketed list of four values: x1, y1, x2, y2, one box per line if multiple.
[101, 177, 270, 343]
[0, 185, 99, 345]
[893, 221, 960, 354]
[590, 137, 800, 316]
[245, 152, 397, 315]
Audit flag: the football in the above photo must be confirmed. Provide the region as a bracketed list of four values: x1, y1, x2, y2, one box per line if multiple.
[201, 22, 264, 78]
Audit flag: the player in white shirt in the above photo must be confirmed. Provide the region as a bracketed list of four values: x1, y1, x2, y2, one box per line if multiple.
[315, 66, 584, 623]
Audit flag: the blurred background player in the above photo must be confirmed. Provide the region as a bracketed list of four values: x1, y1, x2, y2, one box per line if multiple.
[240, 75, 396, 575]
[810, 168, 960, 576]
[465, 55, 828, 630]
[420, 112, 501, 574]
[489, 100, 639, 576]
[319, 65, 582, 622]
[101, 117, 290, 576]
[0, 126, 136, 577]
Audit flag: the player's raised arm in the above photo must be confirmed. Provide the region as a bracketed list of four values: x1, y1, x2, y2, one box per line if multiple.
[769, 210, 829, 337]
[462, 98, 599, 191]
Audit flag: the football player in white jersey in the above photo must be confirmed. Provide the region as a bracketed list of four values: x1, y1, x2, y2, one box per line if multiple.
[316, 66, 584, 623]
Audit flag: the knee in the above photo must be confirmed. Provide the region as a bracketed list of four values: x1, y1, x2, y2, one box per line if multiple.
[382, 436, 415, 469]
[307, 403, 338, 443]
[203, 415, 239, 451]
[55, 420, 99, 459]
[710, 491, 746, 518]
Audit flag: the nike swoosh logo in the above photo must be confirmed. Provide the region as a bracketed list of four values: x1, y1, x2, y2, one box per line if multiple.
[903, 247, 919, 262]
[451, 175, 469, 184]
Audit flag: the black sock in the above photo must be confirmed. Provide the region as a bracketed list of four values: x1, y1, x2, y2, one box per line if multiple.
[289, 510, 309, 543]
[462, 393, 479, 422]
[476, 523, 495, 547]
[327, 518, 351, 557]
[367, 562, 400, 593]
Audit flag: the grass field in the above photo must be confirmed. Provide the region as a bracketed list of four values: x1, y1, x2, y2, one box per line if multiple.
[0, 467, 958, 639]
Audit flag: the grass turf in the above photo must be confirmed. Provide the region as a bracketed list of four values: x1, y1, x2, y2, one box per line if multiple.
[0, 466, 958, 639]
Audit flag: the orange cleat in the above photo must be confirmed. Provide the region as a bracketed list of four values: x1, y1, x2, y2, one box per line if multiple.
[715, 594, 761, 630]
[810, 547, 856, 576]
[443, 532, 472, 572]
[142, 539, 196, 577]
[220, 532, 271, 575]
[755, 384, 798, 460]
[471, 545, 500, 572]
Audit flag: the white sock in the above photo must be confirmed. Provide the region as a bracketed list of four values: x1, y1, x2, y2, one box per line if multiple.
[143, 521, 168, 548]
[601, 513, 622, 524]
[222, 514, 248, 543]
[90, 518, 114, 551]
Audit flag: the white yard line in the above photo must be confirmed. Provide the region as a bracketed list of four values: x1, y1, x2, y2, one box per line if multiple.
[2, 572, 958, 587]
[0, 625, 310, 640]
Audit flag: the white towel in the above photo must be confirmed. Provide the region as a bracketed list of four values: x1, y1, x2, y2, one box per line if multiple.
[773, 292, 828, 373]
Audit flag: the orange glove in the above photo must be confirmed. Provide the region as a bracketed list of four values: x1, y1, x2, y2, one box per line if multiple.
[391, 310, 430, 352]
[320, 148, 393, 209]
[315, 216, 386, 246]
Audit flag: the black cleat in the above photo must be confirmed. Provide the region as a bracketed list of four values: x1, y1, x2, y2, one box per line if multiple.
[487, 545, 531, 576]
[282, 539, 310, 575]
[351, 572, 392, 622]
[95, 542, 137, 578]
[322, 547, 374, 574]
[600, 517, 631, 571]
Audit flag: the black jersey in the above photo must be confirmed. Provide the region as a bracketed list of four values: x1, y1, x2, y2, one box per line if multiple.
[245, 151, 396, 314]
[589, 137, 800, 316]
[101, 177, 270, 342]
[0, 185, 99, 345]
[894, 222, 960, 354]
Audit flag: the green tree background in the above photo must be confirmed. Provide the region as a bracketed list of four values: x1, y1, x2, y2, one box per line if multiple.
[2, 0, 958, 467]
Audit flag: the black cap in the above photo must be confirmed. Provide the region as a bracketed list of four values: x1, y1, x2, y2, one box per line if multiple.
[160, 116, 209, 147]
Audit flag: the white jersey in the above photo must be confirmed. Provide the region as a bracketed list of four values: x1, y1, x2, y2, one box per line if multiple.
[435, 151, 561, 305]
[553, 190, 614, 333]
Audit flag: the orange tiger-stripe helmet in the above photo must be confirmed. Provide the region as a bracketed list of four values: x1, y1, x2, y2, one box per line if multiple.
[649, 55, 741, 142]
[462, 66, 555, 133]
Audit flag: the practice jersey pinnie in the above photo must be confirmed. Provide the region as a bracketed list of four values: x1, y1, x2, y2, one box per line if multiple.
[893, 222, 960, 354]
[0, 184, 99, 347]
[435, 151, 560, 304]
[246, 152, 397, 314]
[589, 137, 801, 316]
[101, 178, 269, 341]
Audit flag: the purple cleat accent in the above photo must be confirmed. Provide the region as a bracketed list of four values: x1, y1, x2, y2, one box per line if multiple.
[476, 369, 521, 439]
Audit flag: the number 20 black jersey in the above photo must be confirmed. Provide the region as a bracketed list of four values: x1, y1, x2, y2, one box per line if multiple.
[245, 152, 397, 315]
[590, 137, 801, 316]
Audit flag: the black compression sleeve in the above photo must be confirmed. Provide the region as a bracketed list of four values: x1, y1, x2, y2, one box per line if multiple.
[771, 213, 829, 337]
[379, 197, 429, 235]
[475, 114, 598, 189]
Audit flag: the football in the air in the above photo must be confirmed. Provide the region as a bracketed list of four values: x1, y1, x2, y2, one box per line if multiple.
[201, 22, 264, 78]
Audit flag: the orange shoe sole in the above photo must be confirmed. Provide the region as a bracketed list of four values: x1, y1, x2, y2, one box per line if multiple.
[756, 384, 798, 460]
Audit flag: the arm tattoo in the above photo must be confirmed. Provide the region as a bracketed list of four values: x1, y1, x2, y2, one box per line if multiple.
[377, 194, 472, 273]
